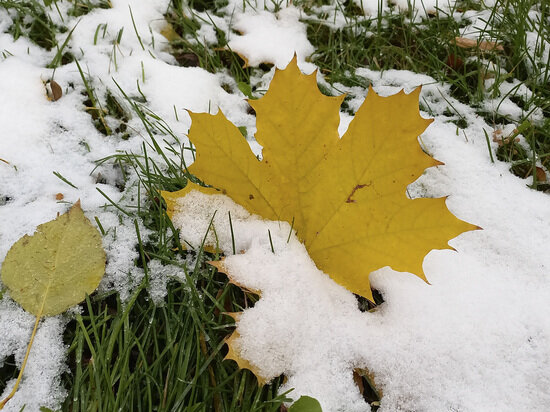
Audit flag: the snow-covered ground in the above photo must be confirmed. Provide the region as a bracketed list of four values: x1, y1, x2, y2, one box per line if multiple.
[1, 0, 549, 411]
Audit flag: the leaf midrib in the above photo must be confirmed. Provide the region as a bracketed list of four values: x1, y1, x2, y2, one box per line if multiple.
[41, 216, 71, 315]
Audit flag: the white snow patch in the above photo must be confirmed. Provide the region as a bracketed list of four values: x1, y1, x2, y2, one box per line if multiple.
[227, 7, 315, 71]
[354, 0, 456, 17]
[353, 0, 389, 15]
[392, 0, 456, 16]
[147, 260, 188, 304]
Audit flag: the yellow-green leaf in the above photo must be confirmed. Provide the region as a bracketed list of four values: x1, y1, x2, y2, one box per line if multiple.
[289, 396, 323, 412]
[162, 57, 478, 301]
[1, 201, 106, 316]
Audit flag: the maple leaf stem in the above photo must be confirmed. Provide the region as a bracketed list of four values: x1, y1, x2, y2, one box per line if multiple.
[0, 308, 44, 409]
[0, 283, 49, 409]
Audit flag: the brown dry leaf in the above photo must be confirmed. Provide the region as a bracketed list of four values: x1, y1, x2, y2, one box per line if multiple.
[45, 80, 62, 101]
[224, 330, 268, 385]
[453, 36, 504, 51]
[50, 80, 62, 101]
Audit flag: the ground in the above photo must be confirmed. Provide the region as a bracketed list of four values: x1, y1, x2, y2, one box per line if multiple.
[0, 0, 549, 411]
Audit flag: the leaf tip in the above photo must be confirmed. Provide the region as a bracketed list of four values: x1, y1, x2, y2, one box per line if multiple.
[224, 331, 269, 385]
[410, 85, 423, 97]
[207, 259, 226, 273]
[290, 51, 298, 65]
[418, 270, 430, 285]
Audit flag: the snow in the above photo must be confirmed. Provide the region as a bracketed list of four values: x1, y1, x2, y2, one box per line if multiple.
[392, 0, 456, 16]
[354, 0, 456, 17]
[227, 6, 316, 70]
[353, 0, 389, 16]
[1, 0, 550, 411]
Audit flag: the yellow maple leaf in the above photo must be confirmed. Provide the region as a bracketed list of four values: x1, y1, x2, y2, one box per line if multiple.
[162, 57, 477, 301]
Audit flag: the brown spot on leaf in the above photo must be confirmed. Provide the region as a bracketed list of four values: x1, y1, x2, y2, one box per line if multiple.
[346, 184, 369, 203]
[249, 194, 254, 200]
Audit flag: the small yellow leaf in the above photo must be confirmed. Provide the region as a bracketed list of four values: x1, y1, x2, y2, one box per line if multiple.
[163, 57, 478, 302]
[0, 201, 106, 409]
[1, 201, 106, 316]
[160, 22, 181, 42]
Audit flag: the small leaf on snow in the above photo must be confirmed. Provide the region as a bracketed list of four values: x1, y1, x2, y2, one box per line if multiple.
[50, 80, 62, 101]
[45, 80, 62, 101]
[160, 22, 181, 42]
[0, 202, 105, 409]
[1, 201, 106, 316]
[288, 396, 323, 412]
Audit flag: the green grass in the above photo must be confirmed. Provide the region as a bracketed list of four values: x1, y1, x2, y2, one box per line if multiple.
[63, 95, 290, 411]
[62, 266, 288, 411]
[0, 0, 59, 50]
[0, 0, 549, 410]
